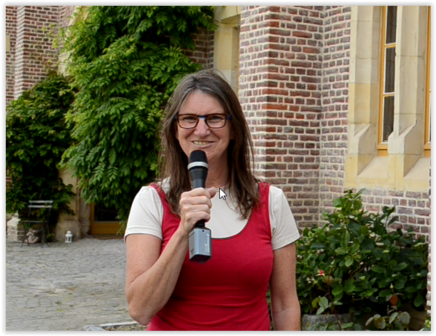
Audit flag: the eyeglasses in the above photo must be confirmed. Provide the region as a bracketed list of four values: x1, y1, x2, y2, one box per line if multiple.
[174, 114, 231, 129]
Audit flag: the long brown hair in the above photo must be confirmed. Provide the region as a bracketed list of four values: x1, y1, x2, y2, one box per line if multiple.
[157, 69, 259, 218]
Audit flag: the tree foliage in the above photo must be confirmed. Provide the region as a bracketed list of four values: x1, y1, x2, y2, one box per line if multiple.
[6, 72, 75, 222]
[60, 6, 216, 224]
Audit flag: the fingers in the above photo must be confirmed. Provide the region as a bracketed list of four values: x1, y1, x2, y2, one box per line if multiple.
[180, 195, 212, 208]
[207, 187, 217, 198]
[179, 188, 215, 234]
[186, 187, 217, 199]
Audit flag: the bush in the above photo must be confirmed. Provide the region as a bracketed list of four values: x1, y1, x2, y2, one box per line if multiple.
[6, 72, 75, 226]
[296, 189, 428, 320]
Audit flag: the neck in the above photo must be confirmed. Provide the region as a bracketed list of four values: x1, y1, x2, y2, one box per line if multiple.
[205, 162, 229, 188]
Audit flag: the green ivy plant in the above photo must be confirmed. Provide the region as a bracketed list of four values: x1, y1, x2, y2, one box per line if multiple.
[6, 72, 75, 225]
[296, 189, 428, 326]
[59, 6, 216, 227]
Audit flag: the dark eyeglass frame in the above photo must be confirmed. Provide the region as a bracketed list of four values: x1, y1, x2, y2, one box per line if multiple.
[174, 114, 232, 129]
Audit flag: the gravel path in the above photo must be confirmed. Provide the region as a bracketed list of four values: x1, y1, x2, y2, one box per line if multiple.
[6, 237, 134, 331]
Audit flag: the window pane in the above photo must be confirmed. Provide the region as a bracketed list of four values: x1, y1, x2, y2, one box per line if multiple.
[94, 203, 118, 222]
[386, 6, 397, 44]
[385, 48, 396, 93]
[383, 96, 394, 142]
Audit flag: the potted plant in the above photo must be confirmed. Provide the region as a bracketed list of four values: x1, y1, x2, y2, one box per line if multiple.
[296, 189, 428, 330]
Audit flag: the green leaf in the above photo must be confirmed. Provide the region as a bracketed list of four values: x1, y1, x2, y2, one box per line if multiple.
[405, 286, 417, 293]
[398, 312, 410, 326]
[389, 312, 399, 324]
[393, 262, 408, 272]
[311, 242, 326, 250]
[319, 296, 329, 309]
[395, 277, 407, 290]
[344, 280, 356, 293]
[378, 289, 392, 297]
[414, 294, 424, 308]
[333, 198, 342, 208]
[335, 247, 347, 255]
[332, 285, 343, 296]
[345, 255, 353, 267]
[374, 317, 386, 329]
[349, 243, 360, 255]
[341, 322, 354, 329]
[372, 265, 386, 274]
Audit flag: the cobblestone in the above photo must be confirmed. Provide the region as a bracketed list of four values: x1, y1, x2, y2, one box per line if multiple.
[6, 237, 133, 331]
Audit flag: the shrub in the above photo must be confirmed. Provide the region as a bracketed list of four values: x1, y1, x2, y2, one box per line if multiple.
[6, 72, 75, 226]
[296, 189, 428, 320]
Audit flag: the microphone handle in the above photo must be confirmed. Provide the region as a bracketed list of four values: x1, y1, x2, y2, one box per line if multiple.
[191, 177, 206, 228]
[192, 178, 205, 189]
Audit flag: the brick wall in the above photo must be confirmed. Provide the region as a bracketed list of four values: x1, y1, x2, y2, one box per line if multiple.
[185, 28, 215, 69]
[6, 6, 17, 107]
[13, 6, 62, 99]
[239, 5, 430, 232]
[239, 6, 324, 227]
[318, 6, 351, 212]
[238, 4, 431, 311]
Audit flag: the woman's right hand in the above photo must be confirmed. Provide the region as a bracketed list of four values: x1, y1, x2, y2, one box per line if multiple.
[179, 187, 217, 235]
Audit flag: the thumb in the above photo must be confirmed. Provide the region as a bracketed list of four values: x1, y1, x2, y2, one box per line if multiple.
[207, 187, 217, 198]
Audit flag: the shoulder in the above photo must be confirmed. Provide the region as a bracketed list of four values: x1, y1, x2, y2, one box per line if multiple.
[152, 178, 171, 194]
[135, 185, 161, 203]
[269, 185, 285, 199]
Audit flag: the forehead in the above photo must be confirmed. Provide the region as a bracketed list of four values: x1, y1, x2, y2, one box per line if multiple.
[179, 90, 225, 115]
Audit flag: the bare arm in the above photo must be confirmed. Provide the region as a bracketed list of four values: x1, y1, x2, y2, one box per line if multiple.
[125, 229, 189, 326]
[125, 187, 216, 326]
[269, 243, 301, 331]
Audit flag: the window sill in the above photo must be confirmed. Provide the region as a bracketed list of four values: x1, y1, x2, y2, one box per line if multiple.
[352, 156, 430, 192]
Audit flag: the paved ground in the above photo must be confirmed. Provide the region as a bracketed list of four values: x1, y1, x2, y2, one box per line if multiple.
[6, 237, 133, 331]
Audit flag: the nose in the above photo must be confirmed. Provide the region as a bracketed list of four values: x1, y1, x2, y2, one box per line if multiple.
[194, 118, 210, 137]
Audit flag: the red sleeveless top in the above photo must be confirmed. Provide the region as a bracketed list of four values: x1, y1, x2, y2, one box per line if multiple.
[147, 183, 273, 331]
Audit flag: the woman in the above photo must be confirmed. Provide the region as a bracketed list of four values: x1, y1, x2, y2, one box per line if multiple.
[124, 69, 301, 330]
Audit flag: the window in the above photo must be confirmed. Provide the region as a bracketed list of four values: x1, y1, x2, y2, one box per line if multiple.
[424, 7, 431, 157]
[346, 6, 430, 192]
[378, 6, 397, 156]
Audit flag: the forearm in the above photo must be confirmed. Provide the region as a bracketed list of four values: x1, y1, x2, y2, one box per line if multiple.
[272, 297, 301, 331]
[126, 227, 188, 325]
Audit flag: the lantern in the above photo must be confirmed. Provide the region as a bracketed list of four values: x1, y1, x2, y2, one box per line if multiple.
[65, 230, 73, 243]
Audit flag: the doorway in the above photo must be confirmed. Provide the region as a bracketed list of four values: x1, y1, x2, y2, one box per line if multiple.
[90, 203, 123, 235]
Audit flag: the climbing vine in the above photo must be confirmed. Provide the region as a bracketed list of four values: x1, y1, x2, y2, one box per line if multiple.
[60, 6, 216, 224]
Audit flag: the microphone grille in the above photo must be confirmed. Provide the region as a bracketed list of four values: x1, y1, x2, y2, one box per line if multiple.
[189, 150, 208, 164]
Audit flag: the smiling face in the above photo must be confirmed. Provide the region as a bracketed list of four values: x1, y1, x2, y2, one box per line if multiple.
[176, 90, 233, 170]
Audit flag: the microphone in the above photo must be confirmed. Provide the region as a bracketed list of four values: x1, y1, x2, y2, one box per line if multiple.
[188, 150, 212, 262]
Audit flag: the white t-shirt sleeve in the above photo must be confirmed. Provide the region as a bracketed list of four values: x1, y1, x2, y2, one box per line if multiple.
[269, 186, 300, 250]
[124, 186, 163, 240]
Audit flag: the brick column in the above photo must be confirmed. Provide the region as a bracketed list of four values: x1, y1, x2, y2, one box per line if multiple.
[6, 6, 17, 107]
[319, 6, 352, 211]
[239, 6, 323, 227]
[13, 6, 62, 99]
